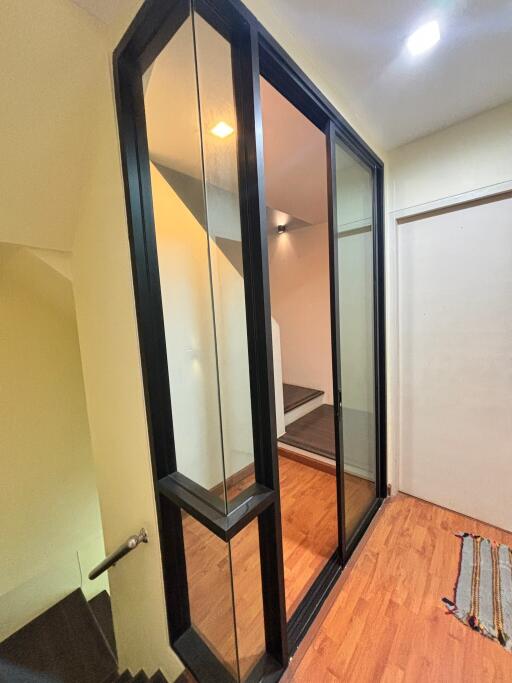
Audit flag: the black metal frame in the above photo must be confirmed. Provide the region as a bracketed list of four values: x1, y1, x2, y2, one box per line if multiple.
[113, 0, 386, 680]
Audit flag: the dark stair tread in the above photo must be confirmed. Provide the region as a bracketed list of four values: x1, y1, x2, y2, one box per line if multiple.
[283, 383, 324, 413]
[150, 672, 168, 683]
[280, 404, 335, 459]
[102, 673, 124, 683]
[116, 673, 133, 682]
[89, 590, 117, 658]
[0, 588, 117, 683]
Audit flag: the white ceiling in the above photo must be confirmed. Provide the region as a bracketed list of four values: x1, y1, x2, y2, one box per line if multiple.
[261, 78, 327, 225]
[268, 0, 512, 149]
[75, 0, 512, 150]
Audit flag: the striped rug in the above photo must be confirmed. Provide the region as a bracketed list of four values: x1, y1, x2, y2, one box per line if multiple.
[443, 532, 512, 651]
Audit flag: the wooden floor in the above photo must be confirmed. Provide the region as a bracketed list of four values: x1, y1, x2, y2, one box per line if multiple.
[182, 455, 375, 679]
[287, 493, 512, 683]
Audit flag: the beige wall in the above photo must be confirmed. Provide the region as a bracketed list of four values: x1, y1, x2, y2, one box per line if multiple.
[1, 0, 181, 677]
[388, 101, 512, 212]
[0, 244, 106, 641]
[268, 223, 333, 403]
[71, 58, 183, 683]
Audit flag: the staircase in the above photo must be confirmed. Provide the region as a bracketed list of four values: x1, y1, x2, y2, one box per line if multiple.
[282, 383, 324, 426]
[111, 671, 166, 682]
[0, 589, 168, 683]
[279, 383, 338, 461]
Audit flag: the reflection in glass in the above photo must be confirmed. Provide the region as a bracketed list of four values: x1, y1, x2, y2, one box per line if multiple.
[182, 512, 238, 677]
[335, 142, 377, 541]
[143, 10, 255, 505]
[182, 513, 267, 682]
[194, 14, 256, 500]
[230, 518, 266, 681]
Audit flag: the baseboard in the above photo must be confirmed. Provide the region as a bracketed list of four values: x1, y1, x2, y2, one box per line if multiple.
[343, 462, 375, 482]
[279, 444, 375, 482]
[278, 445, 336, 475]
[209, 463, 255, 497]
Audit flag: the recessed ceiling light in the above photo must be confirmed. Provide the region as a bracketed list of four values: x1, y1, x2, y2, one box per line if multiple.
[210, 121, 234, 138]
[407, 20, 440, 56]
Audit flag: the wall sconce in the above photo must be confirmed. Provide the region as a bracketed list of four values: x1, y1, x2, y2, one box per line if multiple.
[277, 224, 287, 234]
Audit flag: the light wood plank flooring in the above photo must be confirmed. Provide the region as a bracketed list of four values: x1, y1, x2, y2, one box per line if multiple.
[278, 454, 374, 616]
[287, 493, 512, 682]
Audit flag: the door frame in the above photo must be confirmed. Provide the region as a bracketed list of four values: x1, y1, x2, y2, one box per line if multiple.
[113, 0, 387, 678]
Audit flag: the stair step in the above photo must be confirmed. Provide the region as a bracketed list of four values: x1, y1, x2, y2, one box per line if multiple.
[0, 588, 117, 683]
[133, 672, 149, 682]
[89, 590, 117, 658]
[102, 673, 123, 683]
[283, 383, 323, 413]
[116, 672, 133, 682]
[150, 672, 169, 683]
[280, 404, 335, 459]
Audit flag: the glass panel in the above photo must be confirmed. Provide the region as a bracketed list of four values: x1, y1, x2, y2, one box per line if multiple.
[182, 512, 239, 678]
[230, 519, 266, 681]
[143, 9, 256, 505]
[194, 14, 256, 500]
[143, 14, 228, 505]
[334, 141, 377, 542]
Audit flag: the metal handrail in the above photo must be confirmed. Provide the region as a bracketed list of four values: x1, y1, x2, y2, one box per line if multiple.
[88, 528, 149, 580]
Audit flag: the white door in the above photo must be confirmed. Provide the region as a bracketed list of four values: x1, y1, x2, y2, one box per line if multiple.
[398, 195, 512, 531]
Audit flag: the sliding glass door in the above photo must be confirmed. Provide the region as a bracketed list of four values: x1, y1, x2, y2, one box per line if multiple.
[327, 124, 384, 554]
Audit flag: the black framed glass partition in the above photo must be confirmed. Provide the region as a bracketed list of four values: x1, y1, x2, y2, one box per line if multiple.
[115, 1, 286, 680]
[114, 0, 386, 680]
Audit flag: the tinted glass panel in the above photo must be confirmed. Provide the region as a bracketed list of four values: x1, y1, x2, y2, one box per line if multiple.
[230, 518, 266, 681]
[335, 141, 377, 541]
[194, 14, 256, 500]
[182, 511, 239, 677]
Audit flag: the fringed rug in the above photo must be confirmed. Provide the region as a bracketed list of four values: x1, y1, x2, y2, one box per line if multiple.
[442, 532, 512, 651]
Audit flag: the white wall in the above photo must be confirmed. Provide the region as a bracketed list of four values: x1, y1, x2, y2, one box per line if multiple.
[398, 197, 512, 530]
[268, 223, 333, 403]
[0, 245, 107, 641]
[386, 101, 512, 493]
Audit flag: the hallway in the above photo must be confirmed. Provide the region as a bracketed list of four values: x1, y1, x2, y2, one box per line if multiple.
[287, 494, 512, 682]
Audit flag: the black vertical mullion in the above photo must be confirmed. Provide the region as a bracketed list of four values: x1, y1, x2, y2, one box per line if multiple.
[231, 20, 288, 667]
[115, 55, 177, 482]
[373, 166, 387, 499]
[325, 121, 347, 561]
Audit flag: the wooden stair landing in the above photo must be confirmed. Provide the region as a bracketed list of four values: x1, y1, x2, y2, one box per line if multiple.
[283, 383, 324, 413]
[280, 404, 335, 459]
